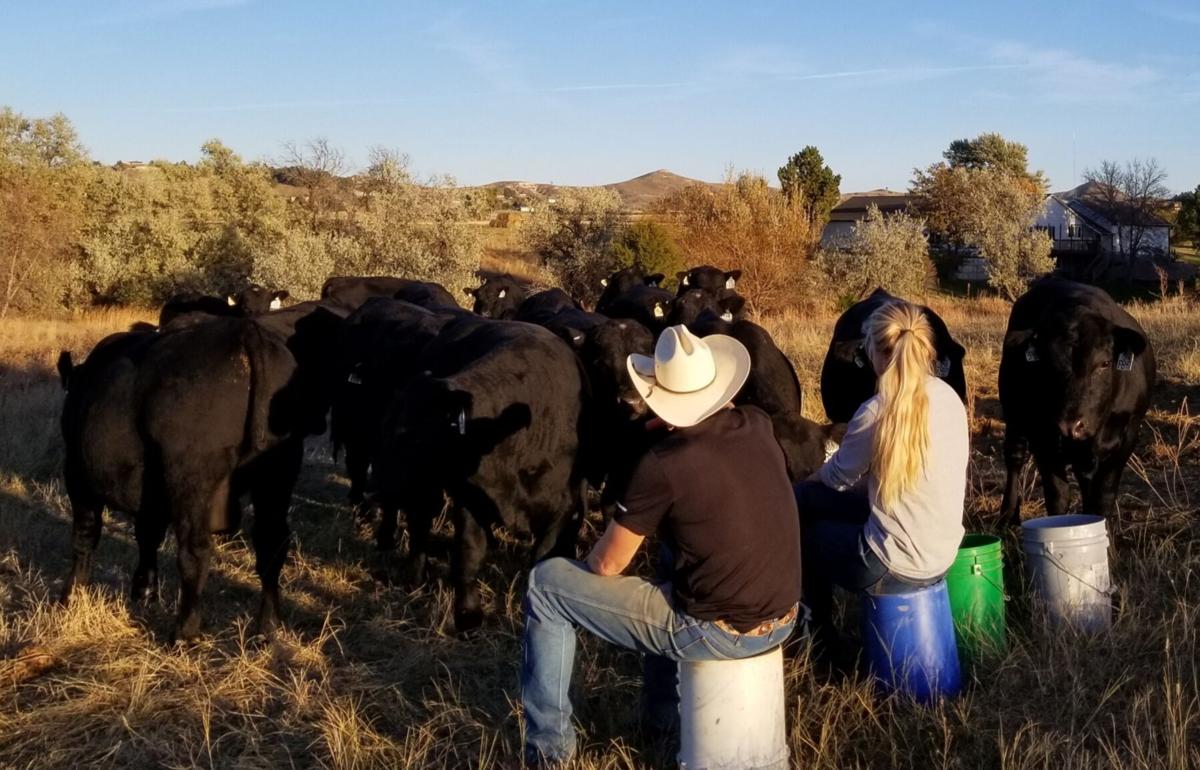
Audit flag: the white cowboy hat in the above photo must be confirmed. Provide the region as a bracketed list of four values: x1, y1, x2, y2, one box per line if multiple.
[627, 325, 751, 428]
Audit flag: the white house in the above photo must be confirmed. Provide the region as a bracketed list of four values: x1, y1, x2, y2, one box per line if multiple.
[820, 190, 916, 248]
[1034, 181, 1172, 266]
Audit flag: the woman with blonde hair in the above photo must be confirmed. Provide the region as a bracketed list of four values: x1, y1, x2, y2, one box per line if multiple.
[795, 300, 969, 655]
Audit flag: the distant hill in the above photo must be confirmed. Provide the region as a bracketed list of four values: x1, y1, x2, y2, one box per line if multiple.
[479, 169, 717, 211]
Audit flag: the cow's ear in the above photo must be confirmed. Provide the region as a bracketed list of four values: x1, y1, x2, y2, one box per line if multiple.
[832, 338, 864, 365]
[1004, 329, 1035, 350]
[227, 295, 238, 307]
[273, 290, 290, 301]
[1113, 326, 1147, 357]
[600, 277, 608, 287]
[719, 294, 746, 317]
[653, 301, 666, 319]
[463, 286, 477, 297]
[498, 288, 507, 299]
[677, 272, 689, 286]
[645, 273, 665, 287]
[724, 270, 742, 289]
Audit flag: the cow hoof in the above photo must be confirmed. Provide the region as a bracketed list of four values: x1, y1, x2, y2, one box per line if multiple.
[454, 607, 484, 634]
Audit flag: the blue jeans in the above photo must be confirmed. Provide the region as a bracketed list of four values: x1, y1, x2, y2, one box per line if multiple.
[520, 557, 796, 762]
[794, 481, 941, 639]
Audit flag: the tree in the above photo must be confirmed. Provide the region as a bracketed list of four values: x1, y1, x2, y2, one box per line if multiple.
[817, 205, 932, 304]
[1082, 158, 1171, 265]
[777, 146, 841, 231]
[912, 162, 1052, 301]
[1177, 187, 1199, 245]
[659, 169, 818, 312]
[278, 137, 348, 231]
[522, 187, 625, 304]
[943, 132, 1042, 182]
[611, 219, 683, 281]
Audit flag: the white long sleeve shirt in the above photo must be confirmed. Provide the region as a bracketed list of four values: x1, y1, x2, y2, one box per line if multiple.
[819, 376, 969, 580]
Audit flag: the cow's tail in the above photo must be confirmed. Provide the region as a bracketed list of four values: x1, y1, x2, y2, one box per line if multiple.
[240, 321, 275, 455]
[56, 351, 73, 391]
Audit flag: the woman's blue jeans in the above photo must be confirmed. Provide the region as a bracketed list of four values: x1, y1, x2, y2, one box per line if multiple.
[520, 557, 796, 762]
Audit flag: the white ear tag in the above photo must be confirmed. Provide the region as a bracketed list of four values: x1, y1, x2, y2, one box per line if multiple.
[720, 311, 734, 322]
[935, 357, 951, 377]
[498, 289, 506, 299]
[854, 349, 866, 368]
[653, 303, 664, 319]
[269, 297, 282, 310]
[572, 333, 584, 343]
[347, 371, 363, 385]
[681, 276, 689, 286]
[1116, 352, 1134, 371]
[725, 277, 736, 290]
[456, 408, 467, 435]
[227, 295, 237, 307]
[600, 278, 608, 287]
[1025, 346, 1039, 363]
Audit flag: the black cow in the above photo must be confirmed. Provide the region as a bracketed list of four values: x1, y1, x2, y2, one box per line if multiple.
[676, 265, 742, 297]
[667, 289, 749, 327]
[464, 273, 527, 319]
[58, 302, 345, 642]
[598, 284, 675, 335]
[320, 276, 459, 312]
[596, 267, 665, 315]
[999, 278, 1156, 525]
[517, 288, 581, 320]
[330, 298, 454, 519]
[690, 312, 838, 480]
[159, 284, 289, 327]
[820, 288, 967, 425]
[374, 318, 589, 630]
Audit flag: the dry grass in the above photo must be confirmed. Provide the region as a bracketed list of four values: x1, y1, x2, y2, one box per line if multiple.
[1, 296, 1199, 769]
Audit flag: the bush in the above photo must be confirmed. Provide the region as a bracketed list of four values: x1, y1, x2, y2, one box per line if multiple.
[611, 219, 684, 283]
[816, 205, 934, 305]
[522, 187, 624, 304]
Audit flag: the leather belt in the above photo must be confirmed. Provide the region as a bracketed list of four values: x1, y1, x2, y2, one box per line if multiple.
[713, 603, 798, 637]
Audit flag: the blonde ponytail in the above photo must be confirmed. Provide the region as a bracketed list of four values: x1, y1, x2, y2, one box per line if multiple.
[866, 301, 937, 507]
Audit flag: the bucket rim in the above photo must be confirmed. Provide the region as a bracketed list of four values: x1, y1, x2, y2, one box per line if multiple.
[1020, 514, 1105, 532]
[956, 533, 1003, 554]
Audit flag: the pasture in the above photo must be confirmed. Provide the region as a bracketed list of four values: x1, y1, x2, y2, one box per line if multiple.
[1, 296, 1198, 769]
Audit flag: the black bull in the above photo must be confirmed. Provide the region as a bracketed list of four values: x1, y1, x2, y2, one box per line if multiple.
[999, 278, 1156, 524]
[58, 302, 345, 642]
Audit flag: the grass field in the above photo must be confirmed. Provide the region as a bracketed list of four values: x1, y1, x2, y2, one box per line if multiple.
[1, 295, 1198, 769]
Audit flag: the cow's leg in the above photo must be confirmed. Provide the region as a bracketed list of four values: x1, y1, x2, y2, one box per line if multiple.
[172, 504, 215, 644]
[1084, 445, 1133, 519]
[374, 496, 400, 551]
[131, 511, 170, 604]
[999, 427, 1029, 527]
[398, 487, 442, 584]
[450, 505, 489, 632]
[345, 440, 371, 514]
[250, 443, 301, 639]
[531, 485, 583, 564]
[60, 493, 103, 604]
[1035, 451, 1072, 518]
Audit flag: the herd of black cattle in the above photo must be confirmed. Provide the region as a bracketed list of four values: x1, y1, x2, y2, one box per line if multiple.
[51, 264, 1156, 642]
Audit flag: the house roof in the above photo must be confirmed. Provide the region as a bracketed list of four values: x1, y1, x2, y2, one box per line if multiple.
[1055, 181, 1173, 230]
[828, 191, 916, 222]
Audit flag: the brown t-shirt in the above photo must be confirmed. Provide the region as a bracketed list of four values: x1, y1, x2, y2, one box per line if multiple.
[615, 406, 801, 631]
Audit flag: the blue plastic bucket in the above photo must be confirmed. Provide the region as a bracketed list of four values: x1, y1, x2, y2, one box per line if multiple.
[861, 579, 962, 703]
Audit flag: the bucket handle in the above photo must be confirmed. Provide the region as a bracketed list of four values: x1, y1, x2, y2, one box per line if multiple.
[1037, 546, 1115, 598]
[971, 563, 1010, 601]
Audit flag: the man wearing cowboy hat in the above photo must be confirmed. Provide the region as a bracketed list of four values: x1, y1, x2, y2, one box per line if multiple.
[519, 324, 802, 764]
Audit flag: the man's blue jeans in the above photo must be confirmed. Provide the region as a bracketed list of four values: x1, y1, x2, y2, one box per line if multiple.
[520, 557, 796, 762]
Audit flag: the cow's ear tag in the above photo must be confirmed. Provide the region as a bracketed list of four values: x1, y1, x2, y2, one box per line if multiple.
[853, 349, 866, 368]
[720, 311, 734, 322]
[653, 303, 664, 319]
[269, 297, 282, 311]
[1116, 351, 1134, 371]
[498, 289, 506, 299]
[227, 295, 237, 307]
[347, 371, 363, 385]
[1025, 346, 1039, 363]
[725, 277, 736, 290]
[600, 278, 608, 287]
[681, 276, 689, 286]
[456, 408, 467, 435]
[935, 357, 951, 377]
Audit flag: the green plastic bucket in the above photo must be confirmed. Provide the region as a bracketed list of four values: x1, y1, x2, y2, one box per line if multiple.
[946, 534, 1007, 662]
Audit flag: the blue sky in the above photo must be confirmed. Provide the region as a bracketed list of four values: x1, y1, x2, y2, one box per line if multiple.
[3, 1, 1198, 192]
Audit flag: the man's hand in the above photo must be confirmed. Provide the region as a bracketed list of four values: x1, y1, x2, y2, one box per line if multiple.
[585, 519, 645, 576]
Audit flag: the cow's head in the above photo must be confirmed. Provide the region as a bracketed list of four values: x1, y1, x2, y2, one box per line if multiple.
[1007, 310, 1146, 441]
[582, 319, 654, 420]
[232, 284, 290, 315]
[465, 274, 527, 319]
[676, 266, 742, 296]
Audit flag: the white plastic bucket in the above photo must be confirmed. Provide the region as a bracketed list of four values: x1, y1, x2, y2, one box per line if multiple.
[677, 645, 788, 770]
[1020, 514, 1113, 633]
